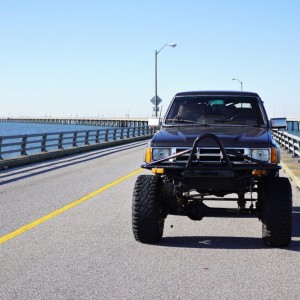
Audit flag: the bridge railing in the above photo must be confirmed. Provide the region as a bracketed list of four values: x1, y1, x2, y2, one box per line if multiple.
[0, 126, 152, 160]
[272, 130, 300, 158]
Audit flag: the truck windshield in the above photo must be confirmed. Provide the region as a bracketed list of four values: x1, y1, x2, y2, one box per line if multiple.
[164, 96, 266, 126]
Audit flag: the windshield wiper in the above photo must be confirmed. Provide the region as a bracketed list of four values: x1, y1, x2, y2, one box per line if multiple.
[225, 120, 259, 126]
[171, 119, 210, 126]
[218, 123, 264, 129]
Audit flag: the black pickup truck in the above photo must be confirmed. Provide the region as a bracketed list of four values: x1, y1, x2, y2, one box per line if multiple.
[132, 91, 292, 247]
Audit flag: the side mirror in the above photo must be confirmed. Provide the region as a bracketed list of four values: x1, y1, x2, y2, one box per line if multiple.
[270, 118, 287, 129]
[148, 117, 161, 128]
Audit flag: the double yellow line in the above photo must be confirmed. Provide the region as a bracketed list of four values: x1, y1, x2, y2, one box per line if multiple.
[0, 168, 142, 245]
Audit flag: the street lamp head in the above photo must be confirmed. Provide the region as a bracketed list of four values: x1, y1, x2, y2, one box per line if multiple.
[156, 43, 177, 54]
[232, 78, 242, 83]
[231, 78, 243, 91]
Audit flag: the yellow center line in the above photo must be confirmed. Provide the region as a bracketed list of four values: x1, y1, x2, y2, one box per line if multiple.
[0, 168, 142, 245]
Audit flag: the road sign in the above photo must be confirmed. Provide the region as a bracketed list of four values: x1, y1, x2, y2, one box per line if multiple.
[150, 96, 162, 105]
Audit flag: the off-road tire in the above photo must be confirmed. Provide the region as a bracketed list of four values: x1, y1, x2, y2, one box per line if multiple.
[262, 177, 292, 247]
[132, 175, 166, 243]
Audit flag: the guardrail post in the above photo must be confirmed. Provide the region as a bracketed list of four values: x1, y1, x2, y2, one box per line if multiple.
[277, 131, 282, 145]
[58, 133, 64, 149]
[96, 130, 100, 143]
[287, 136, 293, 154]
[292, 137, 299, 158]
[113, 129, 117, 140]
[41, 133, 47, 152]
[85, 131, 90, 145]
[120, 128, 124, 139]
[73, 132, 78, 147]
[280, 132, 284, 145]
[0, 137, 2, 159]
[284, 134, 289, 150]
[105, 129, 109, 142]
[21, 135, 27, 155]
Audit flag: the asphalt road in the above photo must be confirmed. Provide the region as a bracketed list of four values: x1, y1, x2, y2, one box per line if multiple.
[1, 142, 300, 300]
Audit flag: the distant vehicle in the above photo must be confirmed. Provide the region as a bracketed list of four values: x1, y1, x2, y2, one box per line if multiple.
[132, 91, 292, 247]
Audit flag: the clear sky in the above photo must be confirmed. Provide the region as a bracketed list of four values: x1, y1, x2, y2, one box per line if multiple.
[0, 0, 299, 118]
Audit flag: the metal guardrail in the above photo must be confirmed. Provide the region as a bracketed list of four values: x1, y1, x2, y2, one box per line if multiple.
[272, 130, 300, 159]
[0, 126, 152, 160]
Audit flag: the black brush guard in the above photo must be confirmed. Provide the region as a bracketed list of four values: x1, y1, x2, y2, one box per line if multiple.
[142, 134, 280, 176]
[142, 134, 280, 217]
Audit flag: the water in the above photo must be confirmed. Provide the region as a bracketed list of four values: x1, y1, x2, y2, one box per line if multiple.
[0, 122, 105, 136]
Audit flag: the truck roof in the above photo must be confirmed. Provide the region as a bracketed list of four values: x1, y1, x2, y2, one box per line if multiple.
[174, 91, 260, 98]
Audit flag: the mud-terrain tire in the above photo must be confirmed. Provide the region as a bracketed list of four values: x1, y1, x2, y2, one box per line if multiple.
[132, 175, 166, 243]
[262, 177, 292, 247]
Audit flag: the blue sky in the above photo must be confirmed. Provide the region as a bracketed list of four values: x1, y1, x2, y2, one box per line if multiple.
[0, 0, 299, 118]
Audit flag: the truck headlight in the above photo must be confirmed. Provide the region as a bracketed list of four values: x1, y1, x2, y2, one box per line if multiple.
[250, 149, 270, 162]
[152, 148, 172, 161]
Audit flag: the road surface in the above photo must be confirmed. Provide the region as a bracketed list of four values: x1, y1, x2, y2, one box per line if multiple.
[1, 141, 300, 299]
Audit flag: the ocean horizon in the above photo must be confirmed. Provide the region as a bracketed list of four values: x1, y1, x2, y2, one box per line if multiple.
[0, 122, 108, 137]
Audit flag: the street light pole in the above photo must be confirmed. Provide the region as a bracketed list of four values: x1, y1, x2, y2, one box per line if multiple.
[232, 78, 243, 91]
[155, 49, 158, 116]
[154, 43, 177, 117]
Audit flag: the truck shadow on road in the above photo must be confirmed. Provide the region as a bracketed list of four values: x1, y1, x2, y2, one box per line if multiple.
[158, 207, 300, 252]
[159, 236, 300, 251]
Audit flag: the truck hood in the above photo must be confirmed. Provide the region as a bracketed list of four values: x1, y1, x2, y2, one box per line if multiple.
[151, 126, 272, 148]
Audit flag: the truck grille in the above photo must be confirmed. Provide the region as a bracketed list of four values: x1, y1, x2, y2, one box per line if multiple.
[174, 148, 245, 163]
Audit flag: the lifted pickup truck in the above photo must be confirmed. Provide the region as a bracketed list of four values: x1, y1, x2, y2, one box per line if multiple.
[132, 91, 292, 247]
